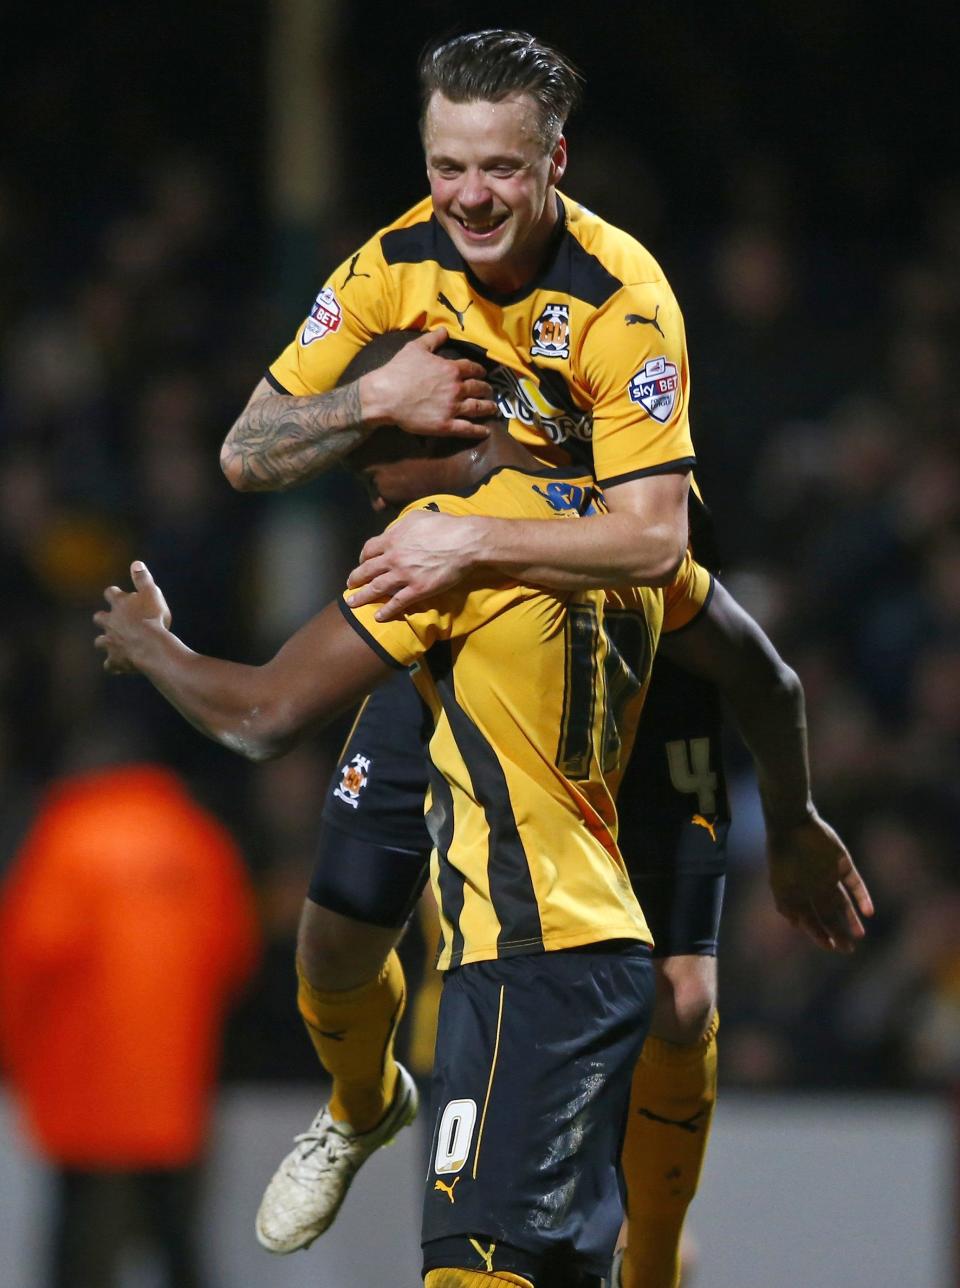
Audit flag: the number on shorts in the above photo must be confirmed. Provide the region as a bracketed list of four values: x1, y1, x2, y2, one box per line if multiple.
[665, 737, 717, 814]
[434, 1098, 478, 1175]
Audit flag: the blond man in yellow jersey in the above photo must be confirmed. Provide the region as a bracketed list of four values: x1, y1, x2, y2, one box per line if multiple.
[219, 36, 707, 1281]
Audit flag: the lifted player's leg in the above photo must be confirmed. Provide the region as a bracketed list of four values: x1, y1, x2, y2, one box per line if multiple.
[255, 876, 424, 1253]
[256, 675, 432, 1253]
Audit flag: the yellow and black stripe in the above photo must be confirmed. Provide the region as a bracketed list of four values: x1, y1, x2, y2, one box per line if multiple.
[342, 465, 713, 969]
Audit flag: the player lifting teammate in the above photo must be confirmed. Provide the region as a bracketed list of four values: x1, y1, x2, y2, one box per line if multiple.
[99, 333, 869, 1287]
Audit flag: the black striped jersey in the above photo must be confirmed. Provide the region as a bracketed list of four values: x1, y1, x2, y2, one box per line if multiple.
[340, 464, 713, 970]
[268, 192, 696, 490]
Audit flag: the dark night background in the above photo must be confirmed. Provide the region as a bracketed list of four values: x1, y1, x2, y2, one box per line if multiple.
[1, 1, 959, 1092]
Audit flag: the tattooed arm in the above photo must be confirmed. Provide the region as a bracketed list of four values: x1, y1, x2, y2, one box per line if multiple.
[220, 377, 368, 492]
[220, 330, 496, 493]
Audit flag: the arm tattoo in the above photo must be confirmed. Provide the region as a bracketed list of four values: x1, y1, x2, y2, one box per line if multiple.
[222, 382, 366, 491]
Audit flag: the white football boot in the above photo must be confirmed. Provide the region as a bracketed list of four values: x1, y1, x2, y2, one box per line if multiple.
[255, 1063, 419, 1253]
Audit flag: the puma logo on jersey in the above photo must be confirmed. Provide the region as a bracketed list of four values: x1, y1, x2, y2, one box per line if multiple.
[437, 291, 473, 331]
[434, 1177, 460, 1203]
[636, 1106, 707, 1134]
[341, 253, 371, 289]
[468, 1238, 496, 1271]
[625, 304, 664, 337]
[691, 813, 718, 842]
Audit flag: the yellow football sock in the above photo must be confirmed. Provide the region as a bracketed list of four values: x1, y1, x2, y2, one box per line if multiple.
[424, 1271, 533, 1287]
[296, 949, 406, 1133]
[619, 1013, 719, 1288]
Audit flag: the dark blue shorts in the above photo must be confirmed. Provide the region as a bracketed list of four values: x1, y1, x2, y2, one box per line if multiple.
[320, 672, 434, 853]
[617, 654, 730, 956]
[310, 673, 432, 929]
[310, 660, 729, 953]
[420, 942, 654, 1283]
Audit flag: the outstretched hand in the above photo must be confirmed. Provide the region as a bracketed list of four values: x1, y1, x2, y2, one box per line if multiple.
[767, 811, 874, 953]
[93, 562, 172, 674]
[368, 328, 498, 438]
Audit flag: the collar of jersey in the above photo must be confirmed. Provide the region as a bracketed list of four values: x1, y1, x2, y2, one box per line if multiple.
[432, 194, 568, 307]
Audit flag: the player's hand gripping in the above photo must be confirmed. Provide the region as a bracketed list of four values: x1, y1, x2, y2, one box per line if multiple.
[346, 507, 486, 621]
[93, 562, 172, 674]
[364, 328, 498, 438]
[766, 810, 874, 953]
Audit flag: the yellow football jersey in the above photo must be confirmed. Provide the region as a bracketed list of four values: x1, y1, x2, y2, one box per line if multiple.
[268, 193, 695, 490]
[341, 465, 712, 969]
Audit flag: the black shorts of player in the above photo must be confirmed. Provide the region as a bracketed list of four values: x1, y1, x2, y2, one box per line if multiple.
[617, 653, 731, 958]
[421, 941, 654, 1285]
[309, 671, 432, 928]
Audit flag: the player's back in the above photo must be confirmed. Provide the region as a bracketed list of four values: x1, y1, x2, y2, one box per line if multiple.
[344, 462, 711, 968]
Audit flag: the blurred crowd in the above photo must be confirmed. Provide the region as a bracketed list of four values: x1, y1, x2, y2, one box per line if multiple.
[1, 16, 958, 1099]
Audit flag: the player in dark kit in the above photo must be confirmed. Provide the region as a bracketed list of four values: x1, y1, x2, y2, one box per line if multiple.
[100, 332, 868, 1287]
[219, 33, 872, 1288]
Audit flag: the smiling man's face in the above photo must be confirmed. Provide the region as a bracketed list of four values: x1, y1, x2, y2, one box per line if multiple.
[423, 91, 566, 295]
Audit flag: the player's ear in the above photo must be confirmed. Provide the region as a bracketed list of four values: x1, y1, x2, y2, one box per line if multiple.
[549, 135, 568, 185]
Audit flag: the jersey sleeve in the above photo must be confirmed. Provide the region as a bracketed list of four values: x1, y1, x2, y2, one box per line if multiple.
[337, 595, 428, 669]
[579, 279, 696, 490]
[661, 551, 714, 634]
[337, 496, 523, 666]
[267, 235, 394, 396]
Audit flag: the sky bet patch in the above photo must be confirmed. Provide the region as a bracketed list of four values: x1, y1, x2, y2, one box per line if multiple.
[300, 286, 343, 345]
[627, 355, 680, 422]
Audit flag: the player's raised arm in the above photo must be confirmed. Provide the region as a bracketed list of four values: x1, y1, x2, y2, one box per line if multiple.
[491, 470, 691, 587]
[220, 330, 495, 493]
[93, 563, 395, 759]
[345, 469, 690, 621]
[659, 579, 874, 953]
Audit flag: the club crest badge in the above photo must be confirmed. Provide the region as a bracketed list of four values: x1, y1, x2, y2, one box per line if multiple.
[332, 753, 371, 809]
[300, 286, 343, 346]
[627, 355, 680, 423]
[531, 303, 571, 359]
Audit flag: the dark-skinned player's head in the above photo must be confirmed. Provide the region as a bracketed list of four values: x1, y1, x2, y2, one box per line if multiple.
[340, 331, 506, 513]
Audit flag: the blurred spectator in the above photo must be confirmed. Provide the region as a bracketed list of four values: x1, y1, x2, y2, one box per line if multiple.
[0, 739, 260, 1288]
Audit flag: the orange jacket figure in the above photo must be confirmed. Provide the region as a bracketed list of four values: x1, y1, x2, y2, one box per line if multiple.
[0, 763, 260, 1168]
